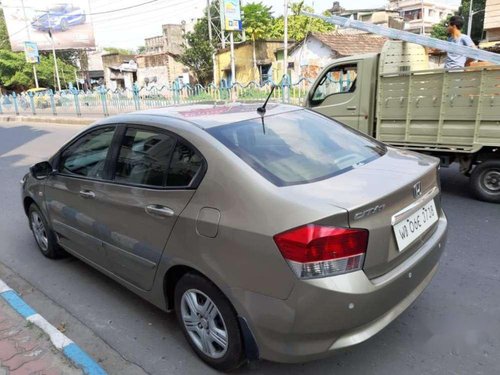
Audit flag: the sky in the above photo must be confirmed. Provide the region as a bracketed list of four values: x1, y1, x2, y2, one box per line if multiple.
[91, 0, 386, 49]
[90, 0, 459, 50]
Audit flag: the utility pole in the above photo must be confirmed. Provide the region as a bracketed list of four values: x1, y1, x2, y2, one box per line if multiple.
[47, 8, 61, 91]
[219, 0, 226, 48]
[207, 0, 217, 83]
[467, 1, 485, 38]
[21, 0, 39, 88]
[467, 0, 473, 36]
[229, 31, 235, 85]
[283, 0, 288, 77]
[421, 0, 425, 35]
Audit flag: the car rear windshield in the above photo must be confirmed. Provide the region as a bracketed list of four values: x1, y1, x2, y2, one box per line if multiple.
[207, 110, 386, 186]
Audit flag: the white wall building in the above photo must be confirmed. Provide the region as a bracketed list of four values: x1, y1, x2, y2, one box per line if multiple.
[389, 0, 458, 34]
[283, 32, 387, 82]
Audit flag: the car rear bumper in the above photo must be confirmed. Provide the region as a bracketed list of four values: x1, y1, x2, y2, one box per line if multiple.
[232, 213, 447, 363]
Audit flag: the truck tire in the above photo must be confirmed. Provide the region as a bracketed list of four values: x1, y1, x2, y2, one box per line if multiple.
[470, 161, 500, 203]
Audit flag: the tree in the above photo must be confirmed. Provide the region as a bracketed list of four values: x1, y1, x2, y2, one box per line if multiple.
[178, 18, 215, 85]
[268, 2, 335, 41]
[0, 9, 11, 50]
[0, 49, 76, 91]
[178, 1, 221, 84]
[431, 0, 485, 43]
[431, 16, 452, 40]
[103, 47, 135, 55]
[242, 2, 273, 79]
[458, 0, 485, 44]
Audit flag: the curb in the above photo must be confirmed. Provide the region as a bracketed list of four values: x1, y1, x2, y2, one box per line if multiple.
[0, 278, 107, 375]
[0, 115, 96, 126]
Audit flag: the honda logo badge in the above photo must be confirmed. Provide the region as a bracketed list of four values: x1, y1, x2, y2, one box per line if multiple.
[413, 181, 422, 198]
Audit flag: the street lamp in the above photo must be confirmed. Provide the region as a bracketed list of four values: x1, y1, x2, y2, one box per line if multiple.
[467, 0, 485, 37]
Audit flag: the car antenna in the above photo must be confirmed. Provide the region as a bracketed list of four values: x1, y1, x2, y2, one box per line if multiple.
[257, 83, 276, 117]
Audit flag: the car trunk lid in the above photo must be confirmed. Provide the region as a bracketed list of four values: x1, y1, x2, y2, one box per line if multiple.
[283, 148, 441, 278]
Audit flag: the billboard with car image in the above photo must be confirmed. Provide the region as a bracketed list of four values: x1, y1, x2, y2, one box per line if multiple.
[2, 0, 95, 51]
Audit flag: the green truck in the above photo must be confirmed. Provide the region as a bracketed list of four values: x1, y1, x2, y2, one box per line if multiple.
[305, 41, 500, 203]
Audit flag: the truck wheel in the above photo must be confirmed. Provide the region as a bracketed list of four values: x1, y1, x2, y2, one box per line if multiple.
[470, 161, 500, 203]
[174, 273, 246, 371]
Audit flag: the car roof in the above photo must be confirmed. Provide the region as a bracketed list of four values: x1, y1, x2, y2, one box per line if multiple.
[125, 102, 302, 129]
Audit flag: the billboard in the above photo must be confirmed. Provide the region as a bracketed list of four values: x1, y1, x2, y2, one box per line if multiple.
[223, 0, 242, 31]
[2, 0, 95, 51]
[24, 41, 40, 63]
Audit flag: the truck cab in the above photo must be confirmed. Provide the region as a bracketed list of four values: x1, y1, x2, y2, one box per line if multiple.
[305, 54, 379, 137]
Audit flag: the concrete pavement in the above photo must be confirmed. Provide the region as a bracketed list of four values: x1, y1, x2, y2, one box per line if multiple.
[0, 115, 95, 127]
[0, 295, 82, 375]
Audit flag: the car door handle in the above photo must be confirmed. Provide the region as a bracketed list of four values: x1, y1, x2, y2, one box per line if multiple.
[347, 106, 357, 110]
[79, 190, 95, 199]
[145, 205, 175, 218]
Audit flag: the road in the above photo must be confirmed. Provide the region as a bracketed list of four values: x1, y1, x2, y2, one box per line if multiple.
[0, 121, 499, 374]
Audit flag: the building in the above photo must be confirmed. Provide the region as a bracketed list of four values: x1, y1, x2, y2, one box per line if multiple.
[144, 23, 186, 55]
[77, 48, 104, 89]
[144, 35, 165, 54]
[102, 53, 137, 90]
[328, 2, 404, 29]
[279, 32, 387, 82]
[482, 0, 500, 50]
[389, 0, 457, 34]
[139, 23, 192, 86]
[136, 52, 190, 87]
[215, 40, 285, 85]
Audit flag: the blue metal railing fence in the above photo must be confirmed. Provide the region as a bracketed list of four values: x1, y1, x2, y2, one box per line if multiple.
[0, 74, 351, 118]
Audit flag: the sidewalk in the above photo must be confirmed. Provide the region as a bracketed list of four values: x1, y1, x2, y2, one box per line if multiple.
[0, 296, 82, 375]
[0, 115, 96, 126]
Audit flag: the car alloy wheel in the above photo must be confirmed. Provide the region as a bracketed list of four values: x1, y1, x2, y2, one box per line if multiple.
[180, 289, 229, 359]
[31, 211, 48, 251]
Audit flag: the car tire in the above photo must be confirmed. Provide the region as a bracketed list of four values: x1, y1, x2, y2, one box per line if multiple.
[174, 273, 246, 371]
[60, 19, 69, 31]
[470, 160, 500, 203]
[28, 204, 64, 259]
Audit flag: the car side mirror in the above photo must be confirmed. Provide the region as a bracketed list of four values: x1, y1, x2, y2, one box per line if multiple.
[30, 161, 53, 180]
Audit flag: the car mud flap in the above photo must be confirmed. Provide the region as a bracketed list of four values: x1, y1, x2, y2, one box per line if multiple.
[238, 316, 260, 360]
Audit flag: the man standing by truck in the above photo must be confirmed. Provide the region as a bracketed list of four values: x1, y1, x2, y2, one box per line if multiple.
[444, 16, 477, 70]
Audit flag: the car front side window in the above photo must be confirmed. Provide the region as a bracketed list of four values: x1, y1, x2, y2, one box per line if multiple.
[58, 127, 116, 179]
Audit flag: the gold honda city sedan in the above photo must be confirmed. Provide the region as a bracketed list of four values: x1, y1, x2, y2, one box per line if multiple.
[21, 103, 447, 371]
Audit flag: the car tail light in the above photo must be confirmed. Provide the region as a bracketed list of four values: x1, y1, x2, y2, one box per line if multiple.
[274, 224, 368, 279]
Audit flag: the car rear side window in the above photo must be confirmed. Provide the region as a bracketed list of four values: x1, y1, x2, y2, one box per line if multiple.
[207, 110, 385, 186]
[167, 142, 203, 187]
[114, 128, 176, 187]
[59, 127, 115, 179]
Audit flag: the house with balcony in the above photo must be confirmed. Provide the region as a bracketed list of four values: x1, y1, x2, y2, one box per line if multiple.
[389, 0, 457, 34]
[481, 0, 500, 52]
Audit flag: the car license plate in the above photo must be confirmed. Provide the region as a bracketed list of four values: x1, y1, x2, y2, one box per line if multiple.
[393, 200, 438, 252]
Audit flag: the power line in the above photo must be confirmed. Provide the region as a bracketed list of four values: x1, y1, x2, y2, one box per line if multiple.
[87, 0, 161, 16]
[91, 0, 199, 24]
